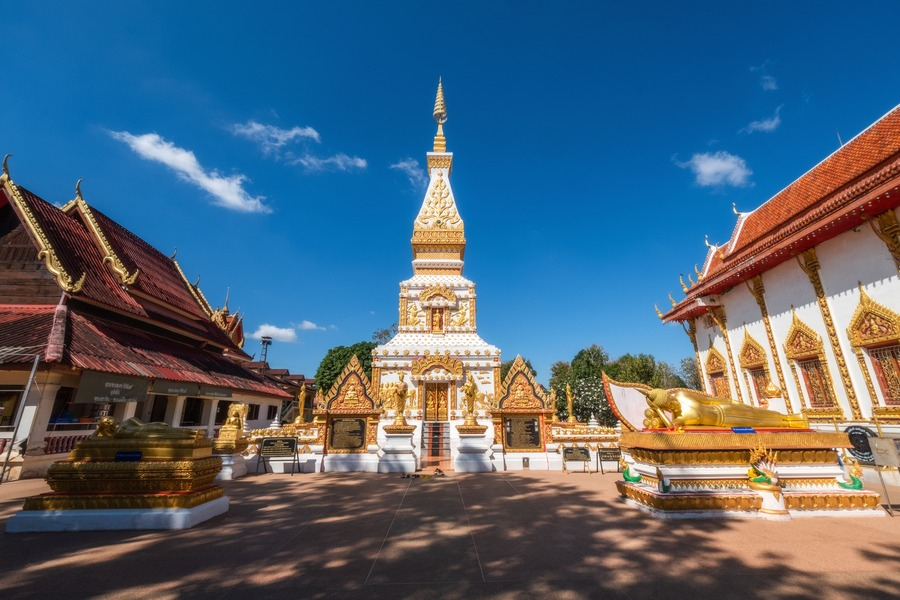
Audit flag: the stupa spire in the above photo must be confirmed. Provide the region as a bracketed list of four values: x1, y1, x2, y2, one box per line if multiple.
[433, 77, 448, 152]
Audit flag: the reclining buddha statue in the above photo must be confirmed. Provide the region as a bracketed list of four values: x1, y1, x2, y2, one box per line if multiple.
[639, 387, 808, 430]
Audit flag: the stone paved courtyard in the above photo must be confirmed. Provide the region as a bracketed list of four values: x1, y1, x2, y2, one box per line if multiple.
[1, 470, 899, 599]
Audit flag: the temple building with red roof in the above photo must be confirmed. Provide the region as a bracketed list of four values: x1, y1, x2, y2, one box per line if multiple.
[661, 104, 900, 457]
[0, 159, 290, 480]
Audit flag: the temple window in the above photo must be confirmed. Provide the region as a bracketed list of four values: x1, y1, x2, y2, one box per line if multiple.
[869, 344, 900, 406]
[267, 405, 278, 420]
[247, 404, 260, 420]
[748, 368, 769, 405]
[797, 358, 837, 408]
[709, 373, 729, 398]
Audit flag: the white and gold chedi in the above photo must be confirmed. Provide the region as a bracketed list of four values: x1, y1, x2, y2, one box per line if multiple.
[372, 79, 500, 464]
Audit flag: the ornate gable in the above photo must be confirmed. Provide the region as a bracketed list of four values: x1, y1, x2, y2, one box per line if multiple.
[847, 285, 900, 348]
[325, 355, 376, 411]
[498, 355, 546, 410]
[419, 285, 457, 305]
[784, 312, 823, 360]
[739, 330, 767, 369]
[410, 354, 463, 379]
[705, 346, 727, 374]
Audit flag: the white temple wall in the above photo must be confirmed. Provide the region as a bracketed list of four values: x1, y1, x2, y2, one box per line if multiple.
[718, 281, 764, 404]
[761, 255, 826, 413]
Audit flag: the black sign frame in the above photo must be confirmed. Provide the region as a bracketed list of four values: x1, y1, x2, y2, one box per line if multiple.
[596, 448, 622, 474]
[256, 437, 299, 475]
[563, 446, 591, 473]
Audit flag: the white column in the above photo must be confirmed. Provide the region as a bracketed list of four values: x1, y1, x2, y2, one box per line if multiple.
[166, 396, 186, 426]
[23, 383, 62, 455]
[204, 399, 219, 438]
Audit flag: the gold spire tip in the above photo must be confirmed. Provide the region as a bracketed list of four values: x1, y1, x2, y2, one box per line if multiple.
[432, 77, 447, 152]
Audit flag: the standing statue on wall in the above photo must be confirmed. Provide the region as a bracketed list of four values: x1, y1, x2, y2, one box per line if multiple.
[393, 373, 409, 426]
[566, 383, 576, 423]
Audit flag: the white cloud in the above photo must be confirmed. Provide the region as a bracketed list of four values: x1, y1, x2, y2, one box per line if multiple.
[677, 151, 753, 187]
[741, 105, 783, 134]
[109, 131, 270, 213]
[390, 158, 428, 189]
[296, 320, 326, 331]
[750, 61, 778, 91]
[230, 121, 320, 155]
[248, 324, 297, 343]
[294, 153, 367, 172]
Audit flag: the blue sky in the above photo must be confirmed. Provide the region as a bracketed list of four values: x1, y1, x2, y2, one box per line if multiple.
[3, 3, 900, 384]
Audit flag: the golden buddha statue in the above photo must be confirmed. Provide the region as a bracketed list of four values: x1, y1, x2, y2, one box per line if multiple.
[639, 388, 808, 430]
[92, 416, 202, 439]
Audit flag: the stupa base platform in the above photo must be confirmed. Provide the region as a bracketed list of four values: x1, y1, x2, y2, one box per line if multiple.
[6, 487, 228, 532]
[617, 482, 884, 519]
[617, 430, 886, 519]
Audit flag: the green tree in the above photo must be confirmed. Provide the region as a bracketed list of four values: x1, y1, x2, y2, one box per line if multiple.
[314, 341, 376, 395]
[679, 356, 703, 390]
[548, 345, 616, 425]
[499, 358, 537, 383]
[371, 323, 398, 345]
[609, 353, 685, 389]
[548, 360, 572, 418]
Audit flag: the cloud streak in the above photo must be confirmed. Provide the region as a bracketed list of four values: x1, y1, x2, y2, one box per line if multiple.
[297, 320, 326, 331]
[110, 131, 270, 213]
[741, 105, 783, 134]
[676, 151, 752, 187]
[294, 153, 367, 172]
[390, 158, 428, 189]
[248, 324, 298, 343]
[231, 121, 320, 155]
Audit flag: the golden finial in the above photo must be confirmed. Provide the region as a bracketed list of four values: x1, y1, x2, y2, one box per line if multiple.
[75, 179, 84, 202]
[679, 275, 688, 293]
[2, 154, 11, 179]
[433, 77, 447, 152]
[668, 292, 677, 307]
[694, 264, 703, 281]
[655, 304, 664, 319]
[688, 274, 695, 286]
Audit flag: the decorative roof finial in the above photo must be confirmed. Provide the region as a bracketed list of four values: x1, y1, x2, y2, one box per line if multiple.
[170, 247, 177, 259]
[679, 275, 688, 293]
[75, 179, 84, 202]
[705, 235, 713, 249]
[433, 77, 448, 152]
[223, 286, 230, 311]
[655, 304, 664, 319]
[2, 154, 11, 178]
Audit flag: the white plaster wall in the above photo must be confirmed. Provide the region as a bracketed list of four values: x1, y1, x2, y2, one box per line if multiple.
[816, 220, 900, 419]
[718, 282, 765, 404]
[760, 255, 824, 413]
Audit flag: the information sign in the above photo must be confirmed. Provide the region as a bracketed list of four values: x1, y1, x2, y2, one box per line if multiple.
[256, 437, 299, 475]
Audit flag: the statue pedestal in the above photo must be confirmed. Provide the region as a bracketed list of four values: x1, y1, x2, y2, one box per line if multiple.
[215, 453, 247, 481]
[454, 428, 492, 473]
[751, 484, 791, 521]
[378, 426, 417, 474]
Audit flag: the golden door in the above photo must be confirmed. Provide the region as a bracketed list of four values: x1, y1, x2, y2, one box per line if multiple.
[424, 383, 448, 421]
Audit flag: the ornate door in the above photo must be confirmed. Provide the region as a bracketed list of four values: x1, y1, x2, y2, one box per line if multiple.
[424, 383, 448, 421]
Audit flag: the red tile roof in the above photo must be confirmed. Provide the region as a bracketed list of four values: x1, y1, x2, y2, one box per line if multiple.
[15, 186, 144, 315]
[0, 305, 54, 364]
[64, 308, 289, 398]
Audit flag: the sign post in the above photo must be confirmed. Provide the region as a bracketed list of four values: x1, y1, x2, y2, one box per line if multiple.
[869, 437, 900, 517]
[256, 437, 299, 475]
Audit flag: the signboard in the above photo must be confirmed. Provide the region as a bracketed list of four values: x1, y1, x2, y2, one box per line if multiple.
[563, 447, 591, 462]
[151, 381, 200, 396]
[504, 417, 542, 449]
[259, 437, 298, 457]
[330, 418, 366, 450]
[597, 448, 621, 474]
[115, 451, 142, 462]
[869, 437, 900, 468]
[199, 386, 232, 398]
[74, 371, 148, 404]
[257, 437, 299, 475]
[731, 427, 756, 434]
